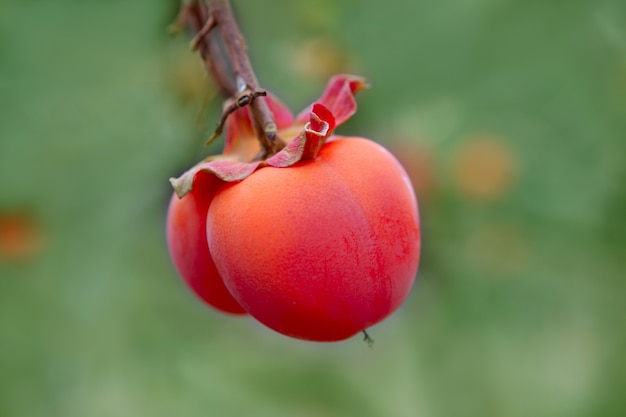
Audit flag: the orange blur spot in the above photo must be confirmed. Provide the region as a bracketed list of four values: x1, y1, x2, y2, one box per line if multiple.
[0, 212, 43, 261]
[453, 134, 516, 201]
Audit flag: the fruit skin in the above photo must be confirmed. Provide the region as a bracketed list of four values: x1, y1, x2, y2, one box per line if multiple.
[206, 137, 420, 341]
[166, 171, 247, 315]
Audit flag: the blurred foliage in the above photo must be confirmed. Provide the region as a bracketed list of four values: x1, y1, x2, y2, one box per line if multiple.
[1, 0, 625, 416]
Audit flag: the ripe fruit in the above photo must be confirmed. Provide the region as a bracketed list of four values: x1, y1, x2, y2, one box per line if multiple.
[168, 75, 421, 341]
[166, 172, 246, 314]
[208, 137, 419, 341]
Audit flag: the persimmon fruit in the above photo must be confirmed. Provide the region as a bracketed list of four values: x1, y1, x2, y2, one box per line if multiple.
[166, 74, 421, 342]
[166, 172, 247, 314]
[207, 137, 420, 341]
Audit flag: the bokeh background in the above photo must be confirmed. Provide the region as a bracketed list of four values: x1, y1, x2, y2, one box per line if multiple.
[1, 0, 625, 416]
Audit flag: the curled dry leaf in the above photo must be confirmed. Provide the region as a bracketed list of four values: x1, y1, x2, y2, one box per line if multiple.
[170, 74, 369, 198]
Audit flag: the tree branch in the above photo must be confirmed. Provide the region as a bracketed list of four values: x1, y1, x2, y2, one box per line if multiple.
[208, 0, 284, 157]
[183, 1, 235, 97]
[177, 0, 285, 157]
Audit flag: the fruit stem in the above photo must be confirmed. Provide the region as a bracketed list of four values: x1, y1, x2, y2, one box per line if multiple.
[362, 330, 374, 348]
[178, 0, 285, 157]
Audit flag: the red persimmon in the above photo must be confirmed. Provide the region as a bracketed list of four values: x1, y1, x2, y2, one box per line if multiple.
[166, 171, 246, 314]
[167, 75, 421, 342]
[206, 137, 420, 341]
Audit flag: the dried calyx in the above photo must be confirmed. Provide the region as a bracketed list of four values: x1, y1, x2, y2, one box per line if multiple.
[170, 75, 369, 198]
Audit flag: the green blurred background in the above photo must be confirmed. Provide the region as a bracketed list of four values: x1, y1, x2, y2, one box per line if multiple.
[1, 0, 625, 416]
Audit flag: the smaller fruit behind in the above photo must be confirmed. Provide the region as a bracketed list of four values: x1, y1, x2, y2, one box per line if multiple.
[166, 171, 247, 314]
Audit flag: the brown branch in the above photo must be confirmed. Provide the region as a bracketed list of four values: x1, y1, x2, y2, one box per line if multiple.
[175, 0, 285, 157]
[205, 89, 267, 146]
[208, 0, 285, 157]
[182, 1, 235, 96]
[190, 15, 216, 51]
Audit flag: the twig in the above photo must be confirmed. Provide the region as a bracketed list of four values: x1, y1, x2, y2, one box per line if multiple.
[175, 1, 285, 156]
[205, 89, 267, 145]
[190, 15, 217, 51]
[208, 0, 285, 157]
[182, 1, 235, 96]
